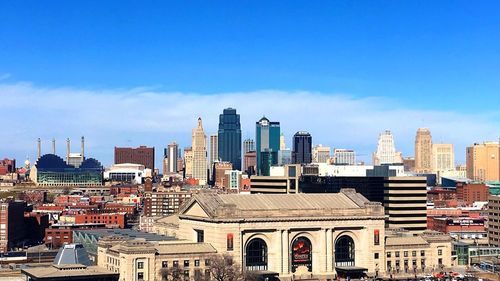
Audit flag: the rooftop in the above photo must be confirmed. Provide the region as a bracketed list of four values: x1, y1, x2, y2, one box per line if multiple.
[179, 189, 384, 220]
[22, 264, 118, 279]
[73, 228, 176, 241]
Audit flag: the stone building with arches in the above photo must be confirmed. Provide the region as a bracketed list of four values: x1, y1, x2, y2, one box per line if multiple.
[177, 189, 386, 280]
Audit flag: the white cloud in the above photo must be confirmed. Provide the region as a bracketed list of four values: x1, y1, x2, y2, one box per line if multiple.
[0, 82, 498, 167]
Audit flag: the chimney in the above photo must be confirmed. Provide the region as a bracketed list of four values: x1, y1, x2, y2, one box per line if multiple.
[37, 138, 41, 159]
[52, 138, 56, 155]
[66, 138, 71, 163]
[81, 136, 85, 161]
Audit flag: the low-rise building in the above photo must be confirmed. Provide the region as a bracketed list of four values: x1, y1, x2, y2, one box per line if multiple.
[98, 238, 216, 281]
[22, 264, 119, 281]
[143, 191, 192, 216]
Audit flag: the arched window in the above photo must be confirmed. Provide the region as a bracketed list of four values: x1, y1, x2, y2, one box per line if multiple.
[291, 237, 312, 272]
[335, 235, 355, 267]
[246, 238, 268, 271]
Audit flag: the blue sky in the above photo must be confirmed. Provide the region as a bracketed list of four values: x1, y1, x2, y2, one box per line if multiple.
[1, 1, 499, 167]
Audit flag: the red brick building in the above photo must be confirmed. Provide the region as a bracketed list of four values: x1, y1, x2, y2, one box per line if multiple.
[456, 183, 489, 205]
[143, 191, 192, 216]
[44, 223, 105, 248]
[103, 203, 136, 215]
[0, 159, 16, 175]
[114, 146, 155, 170]
[427, 216, 485, 233]
[0, 201, 26, 252]
[68, 213, 126, 228]
[110, 185, 139, 196]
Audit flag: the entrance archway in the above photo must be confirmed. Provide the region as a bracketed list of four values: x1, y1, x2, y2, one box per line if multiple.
[335, 235, 355, 267]
[291, 236, 312, 273]
[245, 238, 268, 271]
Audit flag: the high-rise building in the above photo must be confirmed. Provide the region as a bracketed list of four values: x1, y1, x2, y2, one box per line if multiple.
[114, 146, 155, 170]
[0, 201, 26, 252]
[209, 134, 218, 179]
[217, 108, 242, 171]
[279, 133, 286, 150]
[192, 118, 208, 185]
[243, 151, 256, 175]
[292, 131, 312, 164]
[432, 144, 454, 172]
[415, 128, 433, 173]
[243, 139, 255, 154]
[166, 142, 178, 175]
[466, 141, 500, 181]
[372, 130, 403, 165]
[312, 145, 330, 163]
[256, 117, 280, 176]
[332, 149, 356, 165]
[184, 147, 193, 179]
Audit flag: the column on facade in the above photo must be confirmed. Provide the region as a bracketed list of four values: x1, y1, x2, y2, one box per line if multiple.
[326, 228, 333, 272]
[321, 228, 328, 272]
[281, 229, 289, 274]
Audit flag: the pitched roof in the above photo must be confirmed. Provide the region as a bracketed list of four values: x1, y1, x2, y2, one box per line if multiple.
[179, 189, 383, 220]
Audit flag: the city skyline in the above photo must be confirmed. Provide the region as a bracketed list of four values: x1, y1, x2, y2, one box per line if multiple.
[0, 87, 499, 169]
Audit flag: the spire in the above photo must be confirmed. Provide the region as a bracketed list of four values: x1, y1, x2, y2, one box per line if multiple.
[197, 117, 203, 128]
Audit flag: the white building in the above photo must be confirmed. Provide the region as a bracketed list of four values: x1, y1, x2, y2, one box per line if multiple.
[373, 130, 403, 165]
[225, 170, 242, 190]
[104, 163, 149, 184]
[333, 149, 356, 165]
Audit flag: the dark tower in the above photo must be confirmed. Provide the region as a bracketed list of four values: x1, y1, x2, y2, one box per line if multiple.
[217, 108, 242, 171]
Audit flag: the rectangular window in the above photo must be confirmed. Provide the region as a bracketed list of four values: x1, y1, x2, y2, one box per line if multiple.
[138, 272, 144, 281]
[173, 260, 179, 267]
[387, 261, 392, 270]
[137, 262, 144, 269]
[227, 233, 234, 251]
[404, 251, 408, 257]
[387, 252, 391, 258]
[374, 229, 380, 245]
[395, 251, 400, 258]
[184, 260, 190, 267]
[196, 229, 204, 243]
[195, 260, 200, 267]
[374, 253, 379, 259]
[204, 269, 211, 281]
[438, 249, 442, 256]
[420, 250, 425, 257]
[412, 251, 416, 257]
[162, 261, 168, 268]
[205, 259, 210, 266]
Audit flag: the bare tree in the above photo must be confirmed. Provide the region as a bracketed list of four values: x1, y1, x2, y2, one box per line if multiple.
[209, 253, 246, 281]
[160, 267, 182, 281]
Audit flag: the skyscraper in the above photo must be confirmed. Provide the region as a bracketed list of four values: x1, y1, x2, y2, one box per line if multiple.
[243, 139, 255, 154]
[192, 118, 208, 185]
[166, 142, 179, 174]
[292, 131, 312, 164]
[432, 143, 454, 172]
[114, 146, 154, 170]
[372, 130, 402, 165]
[312, 145, 330, 163]
[183, 147, 193, 178]
[279, 133, 286, 150]
[415, 128, 433, 173]
[209, 134, 218, 179]
[255, 117, 280, 176]
[466, 141, 500, 181]
[217, 108, 242, 171]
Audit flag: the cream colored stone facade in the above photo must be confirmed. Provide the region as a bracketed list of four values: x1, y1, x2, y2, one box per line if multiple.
[177, 190, 386, 279]
[98, 237, 216, 281]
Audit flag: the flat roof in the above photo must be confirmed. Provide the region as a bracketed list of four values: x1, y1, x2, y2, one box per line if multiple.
[22, 264, 118, 279]
[73, 228, 176, 241]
